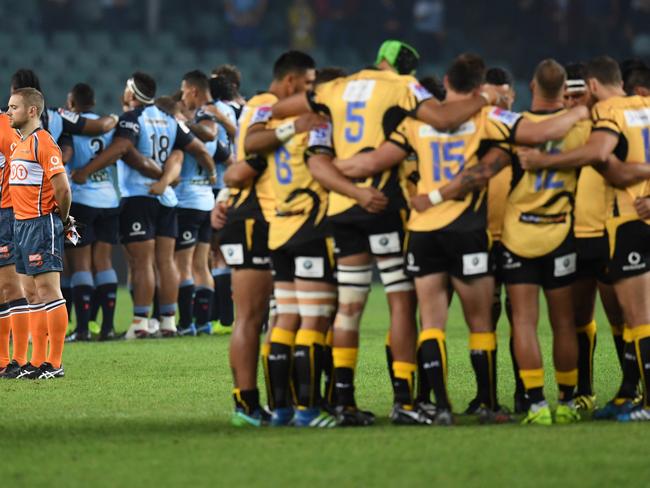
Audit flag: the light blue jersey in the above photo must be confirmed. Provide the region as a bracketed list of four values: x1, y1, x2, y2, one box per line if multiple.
[47, 108, 87, 141]
[67, 112, 118, 208]
[115, 104, 194, 201]
[214, 100, 236, 190]
[175, 104, 219, 211]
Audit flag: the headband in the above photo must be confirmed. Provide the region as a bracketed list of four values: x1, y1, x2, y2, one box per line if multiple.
[126, 78, 154, 104]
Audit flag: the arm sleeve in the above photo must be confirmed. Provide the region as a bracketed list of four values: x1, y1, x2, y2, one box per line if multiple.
[173, 121, 195, 150]
[195, 108, 219, 124]
[245, 154, 268, 173]
[591, 103, 621, 136]
[304, 122, 335, 160]
[113, 110, 141, 145]
[387, 119, 413, 153]
[483, 107, 521, 143]
[249, 105, 273, 126]
[39, 135, 66, 180]
[400, 79, 433, 114]
[58, 108, 88, 135]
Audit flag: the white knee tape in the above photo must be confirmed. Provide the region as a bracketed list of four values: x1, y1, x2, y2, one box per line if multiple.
[377, 257, 413, 293]
[275, 288, 299, 315]
[296, 291, 337, 317]
[336, 264, 373, 288]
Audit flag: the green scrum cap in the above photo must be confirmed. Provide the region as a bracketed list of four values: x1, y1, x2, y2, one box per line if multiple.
[375, 40, 420, 75]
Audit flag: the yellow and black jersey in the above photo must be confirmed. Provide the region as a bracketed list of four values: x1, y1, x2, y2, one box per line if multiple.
[487, 165, 512, 242]
[501, 110, 591, 258]
[574, 166, 615, 238]
[390, 105, 521, 232]
[399, 152, 419, 200]
[306, 68, 432, 217]
[591, 95, 650, 219]
[247, 111, 331, 250]
[227, 92, 277, 223]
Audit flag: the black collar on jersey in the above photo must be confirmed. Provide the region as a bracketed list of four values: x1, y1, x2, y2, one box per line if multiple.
[526, 107, 565, 115]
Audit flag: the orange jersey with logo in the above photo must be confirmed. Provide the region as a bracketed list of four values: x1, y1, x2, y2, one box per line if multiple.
[0, 114, 21, 209]
[10, 128, 65, 220]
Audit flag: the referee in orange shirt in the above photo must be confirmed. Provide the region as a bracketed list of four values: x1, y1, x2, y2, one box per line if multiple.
[7, 87, 71, 379]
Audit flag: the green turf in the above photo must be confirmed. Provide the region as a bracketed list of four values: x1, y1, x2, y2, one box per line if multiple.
[2, 286, 648, 487]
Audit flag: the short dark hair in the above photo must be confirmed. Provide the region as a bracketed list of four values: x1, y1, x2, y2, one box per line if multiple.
[625, 67, 650, 93]
[212, 64, 242, 90]
[315, 67, 347, 85]
[446, 53, 485, 93]
[183, 70, 210, 92]
[418, 75, 446, 101]
[209, 77, 236, 101]
[486, 67, 514, 87]
[620, 59, 650, 94]
[272, 50, 316, 80]
[585, 56, 622, 86]
[70, 83, 95, 109]
[11, 68, 41, 91]
[131, 71, 156, 99]
[565, 62, 586, 82]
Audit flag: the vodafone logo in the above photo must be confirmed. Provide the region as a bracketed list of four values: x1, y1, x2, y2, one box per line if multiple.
[10, 164, 27, 181]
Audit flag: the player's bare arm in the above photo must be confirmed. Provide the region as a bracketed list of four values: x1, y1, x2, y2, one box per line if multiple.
[307, 153, 388, 213]
[184, 138, 216, 184]
[413, 84, 505, 132]
[80, 114, 119, 135]
[270, 92, 311, 119]
[334, 142, 407, 179]
[410, 146, 511, 212]
[187, 118, 218, 142]
[203, 104, 236, 139]
[518, 130, 618, 170]
[50, 171, 72, 222]
[223, 159, 259, 188]
[244, 113, 326, 154]
[514, 105, 590, 145]
[594, 154, 650, 188]
[149, 149, 183, 195]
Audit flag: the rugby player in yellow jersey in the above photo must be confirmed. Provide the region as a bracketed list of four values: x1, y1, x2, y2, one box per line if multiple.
[333, 55, 588, 424]
[562, 62, 625, 413]
[267, 41, 513, 425]
[519, 56, 650, 422]
[218, 51, 321, 426]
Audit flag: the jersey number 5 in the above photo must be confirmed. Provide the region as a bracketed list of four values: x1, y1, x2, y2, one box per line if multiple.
[344, 102, 365, 143]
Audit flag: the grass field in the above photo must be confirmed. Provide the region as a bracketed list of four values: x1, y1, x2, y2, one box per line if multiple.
[2, 286, 649, 487]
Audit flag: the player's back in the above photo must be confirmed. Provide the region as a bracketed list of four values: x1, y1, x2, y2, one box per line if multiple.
[117, 104, 180, 199]
[264, 118, 329, 249]
[310, 69, 431, 217]
[502, 110, 591, 257]
[229, 92, 277, 222]
[213, 99, 237, 190]
[176, 106, 219, 212]
[591, 95, 650, 217]
[68, 112, 117, 209]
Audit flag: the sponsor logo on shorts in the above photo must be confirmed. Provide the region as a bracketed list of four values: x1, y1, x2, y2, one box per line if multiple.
[369, 232, 401, 255]
[129, 221, 146, 237]
[554, 253, 576, 277]
[181, 230, 195, 243]
[0, 245, 9, 259]
[463, 252, 488, 276]
[405, 252, 420, 272]
[220, 244, 244, 265]
[28, 253, 43, 267]
[501, 251, 521, 270]
[623, 251, 646, 272]
[295, 256, 324, 279]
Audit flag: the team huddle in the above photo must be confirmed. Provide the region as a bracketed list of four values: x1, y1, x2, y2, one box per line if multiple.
[1, 39, 650, 428]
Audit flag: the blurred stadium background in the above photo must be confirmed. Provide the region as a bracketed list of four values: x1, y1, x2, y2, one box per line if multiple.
[3, 0, 650, 114]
